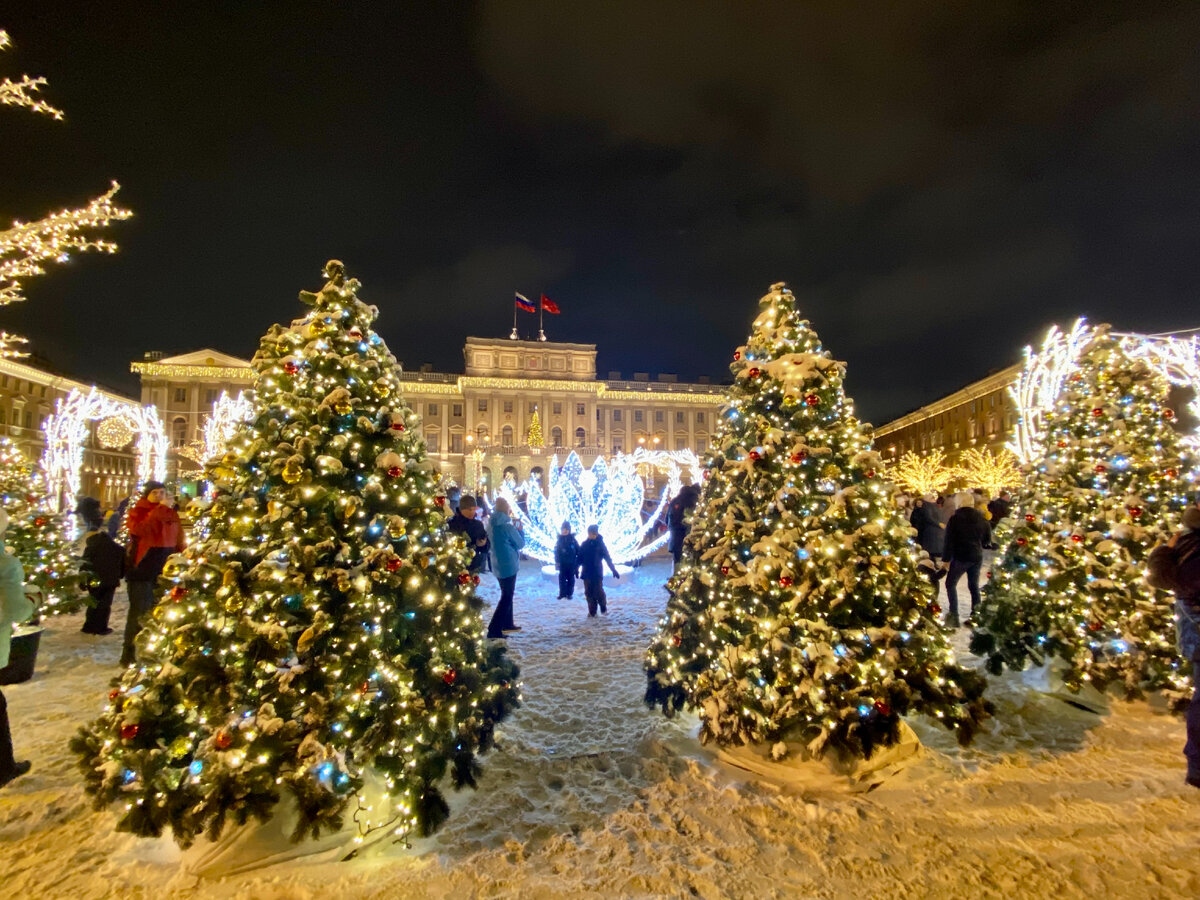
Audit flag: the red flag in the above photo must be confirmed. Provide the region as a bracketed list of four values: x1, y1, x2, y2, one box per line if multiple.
[540, 294, 561, 314]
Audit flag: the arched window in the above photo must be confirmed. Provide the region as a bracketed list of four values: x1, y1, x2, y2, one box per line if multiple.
[551, 426, 563, 448]
[574, 426, 586, 447]
[501, 425, 514, 448]
[172, 416, 187, 448]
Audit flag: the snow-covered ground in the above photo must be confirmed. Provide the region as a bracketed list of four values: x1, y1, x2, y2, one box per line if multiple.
[2, 557, 1199, 899]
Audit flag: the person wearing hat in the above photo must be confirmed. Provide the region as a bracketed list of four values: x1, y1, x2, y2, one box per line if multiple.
[78, 498, 126, 635]
[0, 510, 33, 788]
[120, 481, 185, 667]
[447, 495, 489, 573]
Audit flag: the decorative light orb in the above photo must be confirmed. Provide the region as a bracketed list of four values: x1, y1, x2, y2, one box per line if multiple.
[97, 415, 135, 449]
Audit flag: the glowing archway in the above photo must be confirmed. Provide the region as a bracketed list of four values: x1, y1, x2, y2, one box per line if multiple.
[41, 387, 168, 515]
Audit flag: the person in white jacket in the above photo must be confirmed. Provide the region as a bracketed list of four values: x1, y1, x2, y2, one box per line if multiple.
[0, 511, 33, 788]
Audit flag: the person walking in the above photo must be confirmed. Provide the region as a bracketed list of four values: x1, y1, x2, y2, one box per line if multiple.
[1148, 504, 1200, 788]
[942, 491, 992, 628]
[0, 511, 33, 789]
[909, 493, 946, 584]
[667, 484, 701, 566]
[447, 495, 489, 573]
[78, 499, 125, 635]
[121, 482, 185, 666]
[577, 524, 620, 617]
[555, 521, 580, 600]
[987, 491, 1012, 526]
[486, 497, 525, 639]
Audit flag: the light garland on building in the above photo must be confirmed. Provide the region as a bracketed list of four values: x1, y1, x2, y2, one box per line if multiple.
[41, 388, 168, 520]
[496, 449, 686, 565]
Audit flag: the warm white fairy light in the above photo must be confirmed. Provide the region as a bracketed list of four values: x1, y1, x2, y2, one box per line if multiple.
[96, 415, 136, 449]
[956, 447, 1021, 495]
[890, 448, 955, 495]
[201, 390, 255, 463]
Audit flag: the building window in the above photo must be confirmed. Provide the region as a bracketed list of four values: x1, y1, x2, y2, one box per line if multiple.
[696, 438, 707, 453]
[0, 409, 5, 425]
[173, 388, 188, 403]
[576, 403, 585, 416]
[478, 399, 488, 412]
[675, 436, 686, 450]
[612, 437, 623, 453]
[551, 426, 563, 447]
[675, 411, 685, 424]
[452, 403, 463, 417]
[654, 410, 664, 423]
[205, 389, 218, 405]
[503, 400, 514, 413]
[575, 427, 586, 447]
[39, 385, 46, 397]
[449, 432, 463, 453]
[612, 410, 622, 422]
[501, 425, 514, 447]
[553, 402, 562, 415]
[696, 412, 705, 424]
[172, 416, 187, 448]
[0, 376, 6, 387]
[634, 410, 643, 423]
[426, 430, 440, 453]
[427, 403, 439, 417]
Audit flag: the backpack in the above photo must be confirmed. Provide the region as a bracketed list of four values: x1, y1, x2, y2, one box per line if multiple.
[1147, 543, 1179, 592]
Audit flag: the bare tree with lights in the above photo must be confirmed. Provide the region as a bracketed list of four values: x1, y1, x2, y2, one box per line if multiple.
[645, 283, 991, 762]
[0, 29, 131, 355]
[72, 262, 519, 849]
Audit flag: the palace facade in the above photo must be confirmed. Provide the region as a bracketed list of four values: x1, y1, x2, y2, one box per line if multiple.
[132, 337, 728, 490]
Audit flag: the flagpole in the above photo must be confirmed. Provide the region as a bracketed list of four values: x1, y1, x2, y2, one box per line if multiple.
[510, 297, 519, 340]
[538, 299, 546, 342]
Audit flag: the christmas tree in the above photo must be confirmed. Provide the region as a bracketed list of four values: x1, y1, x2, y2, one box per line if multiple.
[970, 328, 1195, 707]
[645, 283, 991, 760]
[72, 261, 519, 847]
[527, 408, 544, 448]
[0, 437, 81, 615]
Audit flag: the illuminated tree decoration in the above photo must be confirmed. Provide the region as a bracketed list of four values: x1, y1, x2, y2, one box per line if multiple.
[0, 31, 131, 325]
[645, 283, 991, 761]
[956, 448, 1022, 496]
[527, 408, 544, 448]
[71, 261, 519, 849]
[972, 327, 1197, 708]
[0, 437, 81, 615]
[889, 449, 955, 496]
[41, 389, 167, 517]
[496, 449, 694, 566]
[96, 415, 136, 450]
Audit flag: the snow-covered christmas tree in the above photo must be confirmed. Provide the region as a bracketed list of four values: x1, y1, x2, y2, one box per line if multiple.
[971, 327, 1195, 707]
[0, 436, 81, 615]
[72, 261, 519, 847]
[645, 283, 991, 760]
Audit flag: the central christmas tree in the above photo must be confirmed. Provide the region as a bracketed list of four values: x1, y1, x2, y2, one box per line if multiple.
[645, 283, 991, 760]
[73, 262, 519, 847]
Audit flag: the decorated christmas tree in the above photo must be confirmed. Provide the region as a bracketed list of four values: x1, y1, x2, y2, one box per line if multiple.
[527, 408, 544, 448]
[970, 328, 1195, 707]
[645, 283, 991, 760]
[72, 261, 519, 847]
[0, 437, 81, 615]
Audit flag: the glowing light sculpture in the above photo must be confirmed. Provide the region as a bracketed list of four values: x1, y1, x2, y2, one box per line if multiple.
[496, 450, 685, 566]
[890, 448, 955, 496]
[41, 388, 167, 516]
[201, 390, 255, 462]
[956, 447, 1022, 495]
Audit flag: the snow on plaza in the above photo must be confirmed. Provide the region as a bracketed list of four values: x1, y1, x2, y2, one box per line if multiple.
[2, 557, 1199, 899]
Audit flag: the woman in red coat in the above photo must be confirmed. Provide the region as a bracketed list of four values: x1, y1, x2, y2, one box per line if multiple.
[120, 482, 185, 666]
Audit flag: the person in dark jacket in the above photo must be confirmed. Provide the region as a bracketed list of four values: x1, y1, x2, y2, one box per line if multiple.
[909, 492, 946, 582]
[942, 492, 992, 628]
[1149, 504, 1200, 787]
[107, 496, 130, 538]
[555, 522, 580, 600]
[986, 491, 1012, 525]
[667, 484, 701, 566]
[447, 495, 489, 573]
[121, 482, 185, 666]
[577, 525, 620, 617]
[79, 500, 125, 635]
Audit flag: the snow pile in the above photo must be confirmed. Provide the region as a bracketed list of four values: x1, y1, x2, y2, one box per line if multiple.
[1, 560, 1198, 898]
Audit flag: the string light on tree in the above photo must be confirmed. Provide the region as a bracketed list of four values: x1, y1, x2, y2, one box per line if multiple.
[889, 448, 956, 496]
[527, 408, 544, 449]
[645, 283, 992, 761]
[71, 261, 519, 849]
[956, 448, 1022, 495]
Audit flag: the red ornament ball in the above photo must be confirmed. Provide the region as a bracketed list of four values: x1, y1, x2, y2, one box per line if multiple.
[1087, 621, 1103, 632]
[169, 586, 188, 602]
[1164, 408, 1176, 420]
[284, 361, 299, 375]
[33, 517, 46, 527]
[931, 602, 942, 616]
[360, 680, 371, 694]
[1128, 506, 1143, 518]
[108, 688, 121, 701]
[804, 393, 820, 407]
[672, 634, 682, 647]
[748, 450, 761, 461]
[120, 723, 140, 741]
[1016, 537, 1027, 546]
[865, 469, 876, 479]
[747, 367, 761, 379]
[472, 574, 481, 586]
[1025, 514, 1036, 523]
[1091, 407, 1103, 417]
[1070, 372, 1082, 382]
[1094, 464, 1107, 473]
[1071, 534, 1084, 543]
[778, 575, 793, 588]
[874, 701, 892, 716]
[390, 422, 406, 432]
[733, 350, 741, 361]
[791, 449, 808, 463]
[1056, 441, 1067, 448]
[434, 495, 446, 507]
[385, 558, 401, 573]
[720, 565, 730, 575]
[457, 572, 471, 585]
[442, 668, 457, 685]
[214, 730, 233, 750]
[386, 465, 403, 478]
[1166, 468, 1178, 478]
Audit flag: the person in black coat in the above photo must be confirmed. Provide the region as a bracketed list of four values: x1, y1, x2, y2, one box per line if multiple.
[986, 492, 1012, 525]
[942, 492, 992, 627]
[667, 484, 701, 566]
[555, 522, 580, 600]
[80, 503, 126, 635]
[447, 495, 489, 573]
[577, 525, 619, 617]
[909, 493, 946, 583]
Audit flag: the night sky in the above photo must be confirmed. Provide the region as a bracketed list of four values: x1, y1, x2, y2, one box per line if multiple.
[2, 2, 1198, 423]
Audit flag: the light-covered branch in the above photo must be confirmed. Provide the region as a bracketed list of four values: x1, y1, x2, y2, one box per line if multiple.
[0, 30, 64, 119]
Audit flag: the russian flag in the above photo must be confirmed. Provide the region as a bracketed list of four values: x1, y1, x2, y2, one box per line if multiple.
[514, 292, 536, 312]
[541, 294, 561, 314]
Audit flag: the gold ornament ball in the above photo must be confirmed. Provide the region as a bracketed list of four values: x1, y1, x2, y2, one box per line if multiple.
[372, 379, 391, 398]
[282, 460, 304, 484]
[334, 399, 353, 416]
[822, 463, 842, 478]
[169, 736, 192, 758]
